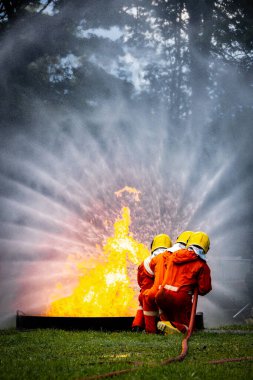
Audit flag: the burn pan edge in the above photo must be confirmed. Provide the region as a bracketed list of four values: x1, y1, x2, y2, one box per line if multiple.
[16, 314, 134, 331]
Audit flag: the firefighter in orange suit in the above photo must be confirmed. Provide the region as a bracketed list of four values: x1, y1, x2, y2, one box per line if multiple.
[141, 231, 193, 334]
[132, 234, 172, 332]
[156, 231, 212, 335]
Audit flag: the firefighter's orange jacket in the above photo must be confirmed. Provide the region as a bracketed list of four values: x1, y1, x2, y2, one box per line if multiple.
[138, 250, 171, 291]
[161, 248, 212, 295]
[142, 250, 172, 298]
[143, 248, 212, 298]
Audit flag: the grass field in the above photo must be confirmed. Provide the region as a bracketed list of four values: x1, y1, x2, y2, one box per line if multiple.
[0, 326, 252, 380]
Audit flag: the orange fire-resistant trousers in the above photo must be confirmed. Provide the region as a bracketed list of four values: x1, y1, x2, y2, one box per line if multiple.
[155, 287, 193, 332]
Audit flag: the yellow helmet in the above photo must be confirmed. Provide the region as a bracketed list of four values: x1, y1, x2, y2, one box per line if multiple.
[176, 231, 194, 245]
[151, 234, 172, 253]
[186, 231, 210, 254]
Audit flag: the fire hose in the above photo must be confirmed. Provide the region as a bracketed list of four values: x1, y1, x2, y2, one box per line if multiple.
[160, 286, 198, 365]
[82, 288, 199, 379]
[81, 289, 253, 379]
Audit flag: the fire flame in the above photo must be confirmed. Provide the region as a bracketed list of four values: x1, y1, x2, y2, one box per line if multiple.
[115, 186, 141, 202]
[45, 190, 149, 317]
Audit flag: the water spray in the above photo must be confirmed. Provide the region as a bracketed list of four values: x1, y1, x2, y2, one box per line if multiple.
[233, 303, 250, 319]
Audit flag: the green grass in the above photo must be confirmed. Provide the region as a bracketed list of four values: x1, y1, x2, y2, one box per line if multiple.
[0, 327, 252, 380]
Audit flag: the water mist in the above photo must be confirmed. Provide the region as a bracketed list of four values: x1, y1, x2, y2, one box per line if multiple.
[0, 2, 252, 329]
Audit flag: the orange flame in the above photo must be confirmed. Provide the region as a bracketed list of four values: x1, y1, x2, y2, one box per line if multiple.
[45, 205, 149, 317]
[115, 186, 141, 202]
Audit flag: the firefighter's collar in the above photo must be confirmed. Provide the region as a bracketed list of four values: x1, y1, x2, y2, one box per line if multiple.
[168, 242, 186, 253]
[188, 245, 207, 261]
[151, 247, 167, 257]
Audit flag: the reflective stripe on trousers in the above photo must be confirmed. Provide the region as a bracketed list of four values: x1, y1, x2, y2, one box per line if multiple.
[143, 310, 158, 317]
[164, 284, 179, 292]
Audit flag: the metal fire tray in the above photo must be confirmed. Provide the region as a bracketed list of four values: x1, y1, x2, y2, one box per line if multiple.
[16, 311, 204, 331]
[16, 312, 134, 331]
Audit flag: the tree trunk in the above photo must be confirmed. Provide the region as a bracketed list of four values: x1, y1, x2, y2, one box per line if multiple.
[186, 0, 215, 128]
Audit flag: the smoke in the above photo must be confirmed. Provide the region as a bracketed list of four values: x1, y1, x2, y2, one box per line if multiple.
[0, 2, 252, 328]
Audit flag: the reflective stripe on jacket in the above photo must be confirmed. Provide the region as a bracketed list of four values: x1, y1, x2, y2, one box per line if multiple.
[137, 262, 154, 291]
